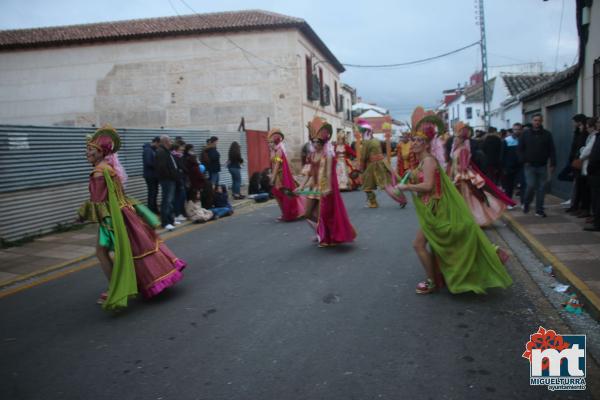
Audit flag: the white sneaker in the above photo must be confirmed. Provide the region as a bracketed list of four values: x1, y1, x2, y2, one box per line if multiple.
[507, 205, 515, 210]
[175, 215, 186, 222]
[164, 224, 175, 231]
[174, 220, 181, 225]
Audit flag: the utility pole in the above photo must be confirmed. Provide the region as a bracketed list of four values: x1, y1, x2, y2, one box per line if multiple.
[476, 0, 489, 130]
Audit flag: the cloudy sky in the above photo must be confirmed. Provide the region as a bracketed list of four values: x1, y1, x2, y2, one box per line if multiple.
[0, 0, 578, 121]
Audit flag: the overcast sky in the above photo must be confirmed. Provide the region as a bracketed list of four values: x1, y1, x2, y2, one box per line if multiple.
[0, 0, 578, 121]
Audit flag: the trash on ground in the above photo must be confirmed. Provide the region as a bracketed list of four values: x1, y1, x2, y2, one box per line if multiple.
[552, 284, 570, 293]
[562, 293, 584, 315]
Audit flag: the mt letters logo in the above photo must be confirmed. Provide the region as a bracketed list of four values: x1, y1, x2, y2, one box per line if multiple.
[522, 326, 586, 391]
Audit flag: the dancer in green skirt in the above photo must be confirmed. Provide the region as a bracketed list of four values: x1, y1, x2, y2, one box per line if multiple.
[394, 124, 512, 294]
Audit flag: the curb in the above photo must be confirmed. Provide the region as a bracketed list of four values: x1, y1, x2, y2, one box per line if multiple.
[0, 198, 258, 293]
[502, 212, 600, 321]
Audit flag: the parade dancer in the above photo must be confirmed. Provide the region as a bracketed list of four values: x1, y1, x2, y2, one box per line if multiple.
[449, 125, 515, 227]
[396, 134, 415, 179]
[335, 134, 359, 191]
[78, 126, 186, 310]
[298, 117, 356, 247]
[395, 126, 512, 295]
[268, 128, 305, 221]
[357, 119, 406, 208]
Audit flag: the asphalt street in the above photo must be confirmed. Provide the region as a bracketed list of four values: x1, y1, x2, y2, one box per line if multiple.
[1, 191, 598, 400]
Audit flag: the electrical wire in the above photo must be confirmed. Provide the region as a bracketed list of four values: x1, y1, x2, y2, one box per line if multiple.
[342, 41, 480, 69]
[554, 0, 565, 71]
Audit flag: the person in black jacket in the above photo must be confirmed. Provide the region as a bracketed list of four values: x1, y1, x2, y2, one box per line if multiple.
[584, 119, 600, 231]
[566, 114, 589, 214]
[501, 123, 525, 206]
[518, 114, 556, 217]
[155, 135, 178, 229]
[143, 136, 160, 214]
[482, 127, 503, 184]
[205, 136, 221, 185]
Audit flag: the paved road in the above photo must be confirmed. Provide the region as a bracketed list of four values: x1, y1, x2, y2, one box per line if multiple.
[1, 192, 598, 400]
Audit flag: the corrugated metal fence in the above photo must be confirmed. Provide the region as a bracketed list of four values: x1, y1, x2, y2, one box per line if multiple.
[0, 125, 247, 242]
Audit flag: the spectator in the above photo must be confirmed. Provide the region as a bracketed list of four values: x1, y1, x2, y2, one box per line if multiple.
[565, 114, 589, 214]
[205, 136, 221, 185]
[518, 114, 556, 217]
[185, 188, 214, 223]
[142, 136, 160, 214]
[227, 141, 245, 199]
[183, 144, 206, 194]
[155, 135, 178, 230]
[584, 118, 600, 231]
[210, 184, 234, 218]
[482, 127, 503, 184]
[501, 123, 526, 207]
[261, 168, 274, 197]
[171, 141, 187, 224]
[577, 117, 598, 219]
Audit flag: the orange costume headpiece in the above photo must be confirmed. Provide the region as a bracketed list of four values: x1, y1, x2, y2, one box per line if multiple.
[308, 116, 333, 142]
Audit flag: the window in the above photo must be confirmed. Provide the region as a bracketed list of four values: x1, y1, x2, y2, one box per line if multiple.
[334, 81, 339, 111]
[319, 67, 324, 105]
[594, 57, 600, 117]
[306, 57, 312, 101]
[466, 107, 473, 119]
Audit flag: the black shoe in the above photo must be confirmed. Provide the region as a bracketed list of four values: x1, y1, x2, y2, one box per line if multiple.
[523, 203, 530, 214]
[535, 211, 547, 218]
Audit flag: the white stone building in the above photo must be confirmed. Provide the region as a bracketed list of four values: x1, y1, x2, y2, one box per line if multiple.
[0, 10, 347, 166]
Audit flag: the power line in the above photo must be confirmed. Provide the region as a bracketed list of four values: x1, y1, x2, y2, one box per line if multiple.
[554, 0, 565, 71]
[342, 42, 480, 69]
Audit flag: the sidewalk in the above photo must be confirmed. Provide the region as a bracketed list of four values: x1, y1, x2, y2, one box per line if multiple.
[0, 198, 254, 289]
[503, 195, 600, 320]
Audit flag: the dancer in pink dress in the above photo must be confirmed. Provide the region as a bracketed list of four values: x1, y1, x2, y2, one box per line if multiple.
[298, 117, 357, 247]
[268, 128, 305, 221]
[78, 126, 185, 310]
[449, 126, 515, 227]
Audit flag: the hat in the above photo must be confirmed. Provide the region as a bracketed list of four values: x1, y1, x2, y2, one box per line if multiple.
[356, 118, 373, 133]
[268, 128, 285, 142]
[88, 124, 121, 155]
[209, 136, 219, 143]
[152, 136, 160, 143]
[308, 116, 332, 142]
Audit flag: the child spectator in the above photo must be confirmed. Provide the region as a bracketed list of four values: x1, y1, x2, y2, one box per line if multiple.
[185, 189, 214, 223]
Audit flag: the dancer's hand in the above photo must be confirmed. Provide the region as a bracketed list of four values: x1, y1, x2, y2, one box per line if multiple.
[322, 189, 331, 196]
[396, 183, 408, 191]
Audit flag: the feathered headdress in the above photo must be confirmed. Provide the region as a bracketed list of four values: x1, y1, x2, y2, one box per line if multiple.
[414, 115, 445, 142]
[87, 124, 121, 155]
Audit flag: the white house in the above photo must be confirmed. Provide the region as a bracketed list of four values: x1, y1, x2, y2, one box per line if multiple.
[447, 80, 494, 133]
[0, 10, 347, 167]
[489, 73, 556, 129]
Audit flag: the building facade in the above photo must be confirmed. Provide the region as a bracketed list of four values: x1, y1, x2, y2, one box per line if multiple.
[0, 10, 347, 167]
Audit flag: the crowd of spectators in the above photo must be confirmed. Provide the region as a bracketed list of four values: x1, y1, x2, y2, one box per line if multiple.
[143, 134, 241, 230]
